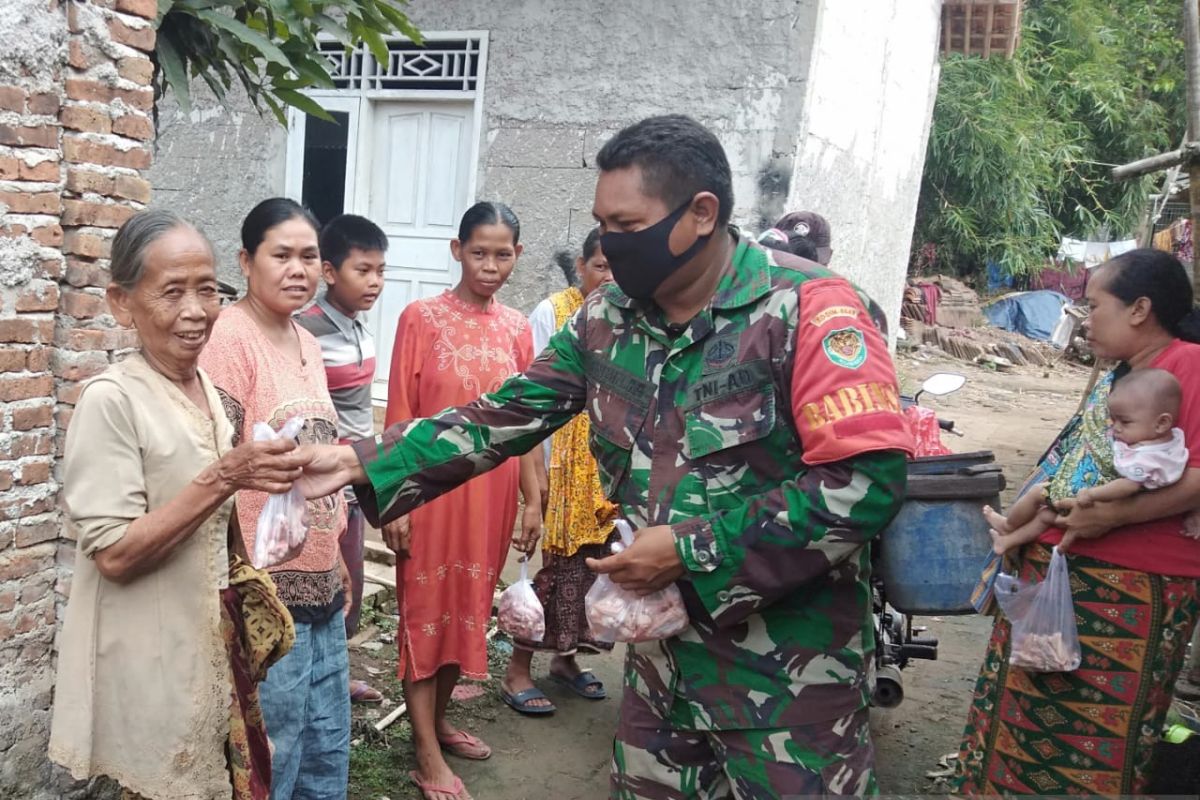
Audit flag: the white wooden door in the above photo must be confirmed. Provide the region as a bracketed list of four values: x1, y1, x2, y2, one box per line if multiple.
[362, 101, 474, 402]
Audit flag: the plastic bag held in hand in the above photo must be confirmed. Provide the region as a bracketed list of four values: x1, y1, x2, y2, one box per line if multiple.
[251, 417, 309, 569]
[994, 546, 1081, 672]
[497, 559, 545, 642]
[584, 521, 690, 643]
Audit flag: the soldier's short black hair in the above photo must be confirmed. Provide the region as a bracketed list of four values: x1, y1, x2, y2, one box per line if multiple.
[320, 214, 388, 270]
[596, 115, 734, 225]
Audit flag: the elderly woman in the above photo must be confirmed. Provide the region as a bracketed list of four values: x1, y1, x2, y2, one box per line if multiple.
[49, 210, 303, 800]
[200, 198, 351, 800]
[954, 249, 1200, 795]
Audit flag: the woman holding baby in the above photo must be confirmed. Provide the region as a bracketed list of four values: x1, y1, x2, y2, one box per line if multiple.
[953, 249, 1200, 796]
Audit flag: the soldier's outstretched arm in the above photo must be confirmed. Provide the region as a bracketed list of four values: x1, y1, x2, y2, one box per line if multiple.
[351, 314, 588, 526]
[674, 276, 913, 628]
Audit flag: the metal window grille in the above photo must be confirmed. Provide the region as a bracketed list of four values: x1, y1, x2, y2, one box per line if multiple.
[318, 37, 482, 91]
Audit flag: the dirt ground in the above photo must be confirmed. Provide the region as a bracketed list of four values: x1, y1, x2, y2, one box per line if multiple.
[347, 349, 1094, 800]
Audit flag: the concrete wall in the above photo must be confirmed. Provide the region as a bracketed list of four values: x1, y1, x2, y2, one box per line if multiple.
[150, 0, 822, 309]
[145, 85, 287, 281]
[147, 0, 941, 324]
[787, 0, 943, 332]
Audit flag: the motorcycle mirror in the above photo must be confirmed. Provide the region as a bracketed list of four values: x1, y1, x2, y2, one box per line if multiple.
[920, 372, 966, 397]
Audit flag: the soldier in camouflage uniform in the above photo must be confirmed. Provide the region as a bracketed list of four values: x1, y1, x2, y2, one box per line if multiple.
[301, 115, 913, 799]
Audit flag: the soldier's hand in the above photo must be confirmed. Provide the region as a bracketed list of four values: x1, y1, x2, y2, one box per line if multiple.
[586, 525, 684, 595]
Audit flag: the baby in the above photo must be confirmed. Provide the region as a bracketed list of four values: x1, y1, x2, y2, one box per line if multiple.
[985, 368, 1188, 554]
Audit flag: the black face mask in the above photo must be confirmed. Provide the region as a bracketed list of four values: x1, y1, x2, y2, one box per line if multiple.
[600, 199, 711, 301]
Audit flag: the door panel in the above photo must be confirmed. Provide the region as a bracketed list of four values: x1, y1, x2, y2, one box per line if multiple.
[363, 101, 474, 403]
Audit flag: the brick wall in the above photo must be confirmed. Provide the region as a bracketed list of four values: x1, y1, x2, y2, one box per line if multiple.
[0, 1, 154, 794]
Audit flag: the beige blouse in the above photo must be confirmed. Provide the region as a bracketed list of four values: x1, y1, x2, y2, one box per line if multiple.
[50, 354, 235, 800]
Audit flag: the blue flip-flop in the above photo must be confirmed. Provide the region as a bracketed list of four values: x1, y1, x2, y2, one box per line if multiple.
[500, 686, 556, 716]
[550, 670, 607, 700]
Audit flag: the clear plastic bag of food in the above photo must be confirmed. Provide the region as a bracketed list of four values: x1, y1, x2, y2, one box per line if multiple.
[251, 416, 309, 569]
[584, 521, 690, 643]
[994, 546, 1081, 672]
[497, 558, 545, 642]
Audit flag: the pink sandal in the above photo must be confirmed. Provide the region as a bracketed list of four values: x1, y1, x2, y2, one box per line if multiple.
[409, 770, 471, 799]
[437, 729, 492, 760]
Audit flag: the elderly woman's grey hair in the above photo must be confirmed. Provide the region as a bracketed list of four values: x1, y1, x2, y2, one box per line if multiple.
[111, 209, 213, 290]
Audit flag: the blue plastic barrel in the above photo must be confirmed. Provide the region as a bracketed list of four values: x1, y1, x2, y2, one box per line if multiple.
[877, 451, 1004, 615]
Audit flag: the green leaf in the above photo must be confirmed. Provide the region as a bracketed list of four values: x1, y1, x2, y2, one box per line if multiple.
[194, 8, 290, 66]
[262, 92, 288, 126]
[292, 54, 336, 88]
[272, 87, 334, 122]
[359, 25, 389, 68]
[156, 36, 192, 113]
[376, 1, 422, 43]
[313, 14, 352, 46]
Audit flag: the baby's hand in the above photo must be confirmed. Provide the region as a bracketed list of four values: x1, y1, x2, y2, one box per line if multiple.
[1076, 488, 1095, 508]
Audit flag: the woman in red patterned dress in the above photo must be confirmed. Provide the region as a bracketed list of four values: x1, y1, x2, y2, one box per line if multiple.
[383, 202, 542, 800]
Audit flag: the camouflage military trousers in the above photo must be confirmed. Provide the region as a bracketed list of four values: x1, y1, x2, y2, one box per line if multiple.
[611, 689, 876, 799]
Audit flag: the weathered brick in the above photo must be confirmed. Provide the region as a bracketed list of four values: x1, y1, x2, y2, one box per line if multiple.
[120, 85, 154, 113]
[37, 257, 63, 281]
[0, 86, 24, 113]
[112, 113, 153, 142]
[52, 350, 108, 382]
[16, 519, 59, 547]
[18, 160, 60, 182]
[113, 174, 151, 203]
[20, 577, 51, 606]
[27, 93, 60, 116]
[15, 281, 59, 312]
[60, 287, 109, 320]
[0, 348, 26, 372]
[31, 224, 63, 247]
[1, 223, 27, 238]
[65, 78, 110, 104]
[0, 373, 53, 401]
[115, 0, 158, 18]
[0, 545, 55, 582]
[25, 347, 50, 372]
[107, 17, 156, 52]
[0, 124, 58, 149]
[62, 199, 134, 229]
[17, 461, 50, 486]
[0, 191, 60, 215]
[61, 105, 111, 135]
[0, 156, 18, 180]
[0, 495, 55, 523]
[63, 229, 111, 259]
[7, 431, 53, 458]
[0, 591, 16, 614]
[65, 167, 114, 196]
[57, 326, 137, 352]
[65, 79, 153, 114]
[116, 55, 154, 84]
[11, 403, 53, 431]
[0, 319, 52, 345]
[67, 39, 95, 71]
[65, 259, 111, 288]
[63, 136, 151, 170]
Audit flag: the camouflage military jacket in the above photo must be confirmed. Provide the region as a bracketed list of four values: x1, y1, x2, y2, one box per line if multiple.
[354, 238, 912, 729]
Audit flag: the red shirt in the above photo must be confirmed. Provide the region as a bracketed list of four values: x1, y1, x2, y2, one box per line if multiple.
[1042, 339, 1200, 575]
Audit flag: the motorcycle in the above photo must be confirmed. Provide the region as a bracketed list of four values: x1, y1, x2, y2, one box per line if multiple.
[870, 372, 966, 709]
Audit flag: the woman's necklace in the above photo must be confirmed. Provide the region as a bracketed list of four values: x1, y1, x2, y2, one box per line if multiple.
[291, 320, 307, 367]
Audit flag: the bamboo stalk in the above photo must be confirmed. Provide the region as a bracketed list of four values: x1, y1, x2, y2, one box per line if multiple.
[984, 3, 994, 58]
[1185, 0, 1200, 292]
[1111, 148, 1187, 182]
[374, 702, 407, 732]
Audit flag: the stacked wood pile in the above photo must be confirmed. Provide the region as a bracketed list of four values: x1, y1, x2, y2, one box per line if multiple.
[901, 275, 1060, 368]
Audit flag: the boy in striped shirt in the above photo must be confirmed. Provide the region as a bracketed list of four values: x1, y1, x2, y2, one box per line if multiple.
[296, 213, 388, 705]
